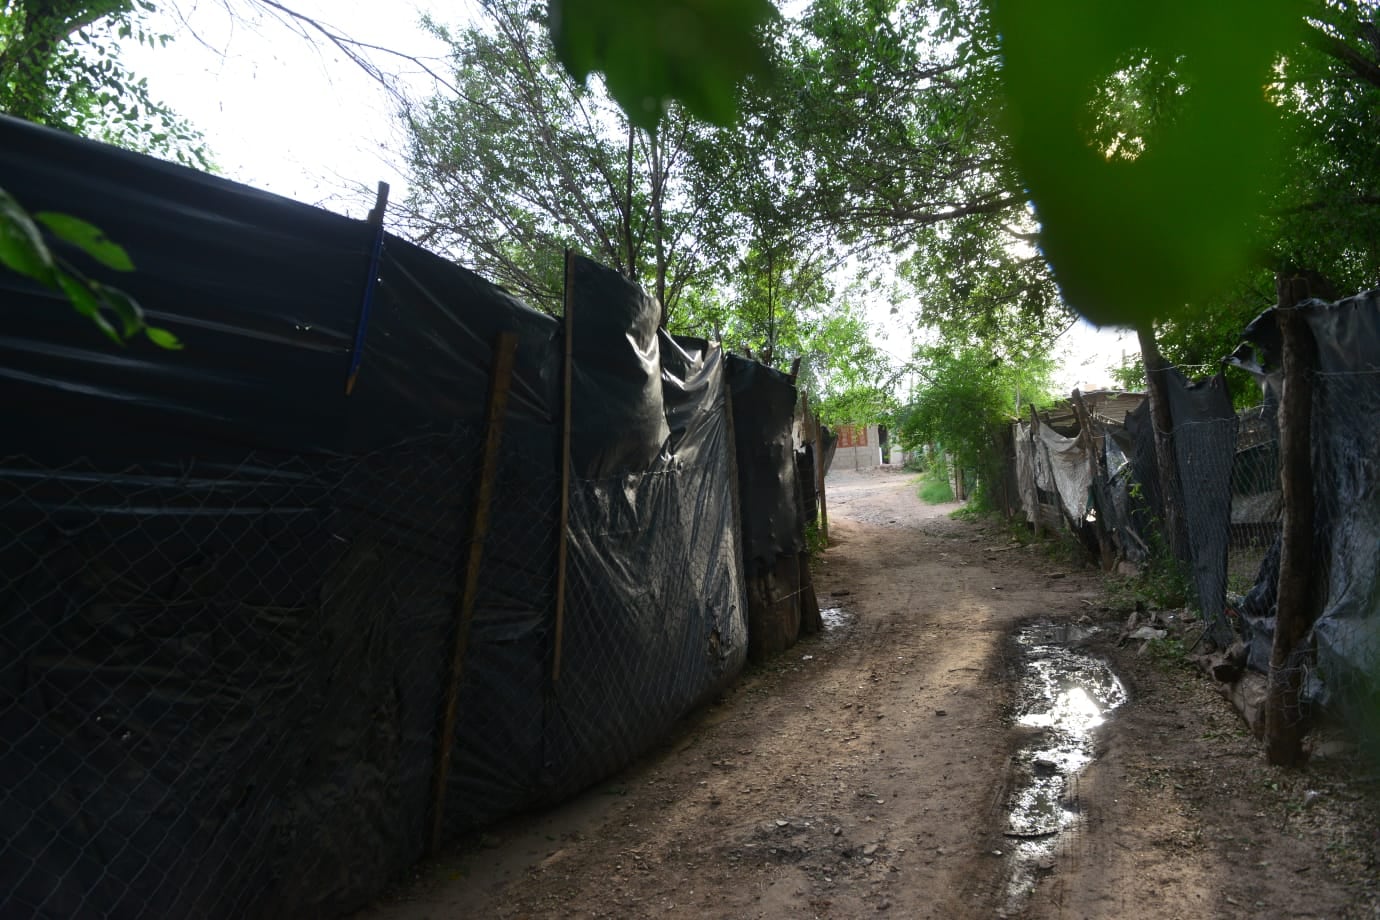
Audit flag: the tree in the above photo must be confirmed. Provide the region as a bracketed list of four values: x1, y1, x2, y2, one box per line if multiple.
[1110, 1, 1380, 400]
[895, 337, 1054, 507]
[0, 0, 210, 167]
[400, 0, 734, 320]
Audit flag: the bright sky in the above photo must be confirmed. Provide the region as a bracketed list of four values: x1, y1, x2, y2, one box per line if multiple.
[123, 0, 454, 215]
[122, 0, 1132, 391]
[1054, 319, 1137, 392]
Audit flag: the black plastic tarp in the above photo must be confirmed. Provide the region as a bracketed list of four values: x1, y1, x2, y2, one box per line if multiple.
[725, 356, 805, 571]
[820, 425, 838, 477]
[1232, 291, 1380, 708]
[0, 117, 750, 919]
[538, 255, 747, 806]
[1165, 371, 1238, 643]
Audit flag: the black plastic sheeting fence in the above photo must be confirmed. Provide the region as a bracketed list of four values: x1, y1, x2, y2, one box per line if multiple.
[0, 116, 801, 918]
[726, 356, 805, 571]
[1021, 374, 1240, 643]
[1231, 291, 1380, 710]
[1011, 291, 1380, 726]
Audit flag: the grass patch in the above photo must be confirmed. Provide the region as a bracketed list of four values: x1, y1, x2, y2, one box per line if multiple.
[1102, 561, 1192, 614]
[1145, 636, 1194, 673]
[804, 520, 827, 558]
[917, 468, 955, 504]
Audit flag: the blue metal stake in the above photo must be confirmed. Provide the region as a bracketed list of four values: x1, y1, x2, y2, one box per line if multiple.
[346, 180, 390, 395]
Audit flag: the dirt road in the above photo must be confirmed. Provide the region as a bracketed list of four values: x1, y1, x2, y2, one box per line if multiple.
[359, 468, 1378, 919]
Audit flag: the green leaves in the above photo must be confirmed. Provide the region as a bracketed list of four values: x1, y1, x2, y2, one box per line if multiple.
[0, 188, 58, 286]
[549, 0, 777, 128]
[0, 186, 180, 349]
[898, 341, 1054, 482]
[0, 0, 213, 170]
[994, 0, 1306, 327]
[35, 211, 135, 271]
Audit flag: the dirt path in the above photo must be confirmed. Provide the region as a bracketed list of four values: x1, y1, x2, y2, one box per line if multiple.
[357, 468, 1378, 920]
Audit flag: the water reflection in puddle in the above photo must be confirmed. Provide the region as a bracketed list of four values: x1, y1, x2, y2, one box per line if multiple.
[1003, 622, 1125, 913]
[820, 606, 854, 632]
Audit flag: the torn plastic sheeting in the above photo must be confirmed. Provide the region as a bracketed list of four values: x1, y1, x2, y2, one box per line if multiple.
[1013, 422, 1038, 525]
[551, 255, 747, 803]
[1101, 426, 1150, 564]
[1034, 422, 1091, 525]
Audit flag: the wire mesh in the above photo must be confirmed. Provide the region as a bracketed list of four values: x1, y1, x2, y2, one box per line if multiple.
[0, 401, 757, 916]
[0, 431, 498, 919]
[1225, 404, 1281, 601]
[1309, 370, 1380, 754]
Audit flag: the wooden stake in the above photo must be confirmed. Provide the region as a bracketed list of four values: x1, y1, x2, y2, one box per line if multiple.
[815, 415, 829, 546]
[552, 251, 575, 683]
[1266, 279, 1320, 766]
[429, 330, 519, 853]
[1028, 404, 1045, 540]
[1138, 325, 1188, 564]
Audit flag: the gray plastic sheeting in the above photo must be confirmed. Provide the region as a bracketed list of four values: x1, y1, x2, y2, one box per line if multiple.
[1013, 421, 1092, 528]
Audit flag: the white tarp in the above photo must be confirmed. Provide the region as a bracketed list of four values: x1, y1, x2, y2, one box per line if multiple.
[1014, 422, 1039, 523]
[1035, 423, 1092, 525]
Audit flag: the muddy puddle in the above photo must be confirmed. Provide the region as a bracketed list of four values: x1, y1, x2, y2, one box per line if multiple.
[1001, 622, 1126, 913]
[819, 606, 855, 632]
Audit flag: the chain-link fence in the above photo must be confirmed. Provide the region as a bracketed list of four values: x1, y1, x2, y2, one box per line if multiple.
[1309, 368, 1380, 754]
[0, 433, 489, 918]
[1008, 341, 1378, 758]
[1, 117, 810, 917]
[1, 404, 761, 917]
[1225, 404, 1281, 598]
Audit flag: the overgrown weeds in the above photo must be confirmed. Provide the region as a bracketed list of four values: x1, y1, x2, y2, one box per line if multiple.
[916, 467, 954, 504]
[804, 520, 827, 559]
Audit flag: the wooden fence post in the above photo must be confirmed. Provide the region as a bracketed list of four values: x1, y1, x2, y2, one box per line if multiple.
[1138, 325, 1188, 565]
[1266, 279, 1321, 766]
[815, 416, 829, 546]
[429, 330, 519, 852]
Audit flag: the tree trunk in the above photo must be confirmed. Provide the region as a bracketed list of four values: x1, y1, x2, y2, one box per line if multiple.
[1137, 325, 1188, 565]
[623, 122, 636, 280]
[1265, 275, 1322, 767]
[651, 125, 667, 326]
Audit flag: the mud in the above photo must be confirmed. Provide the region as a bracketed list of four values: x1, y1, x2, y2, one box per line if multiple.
[1001, 623, 1126, 914]
[355, 468, 1379, 920]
